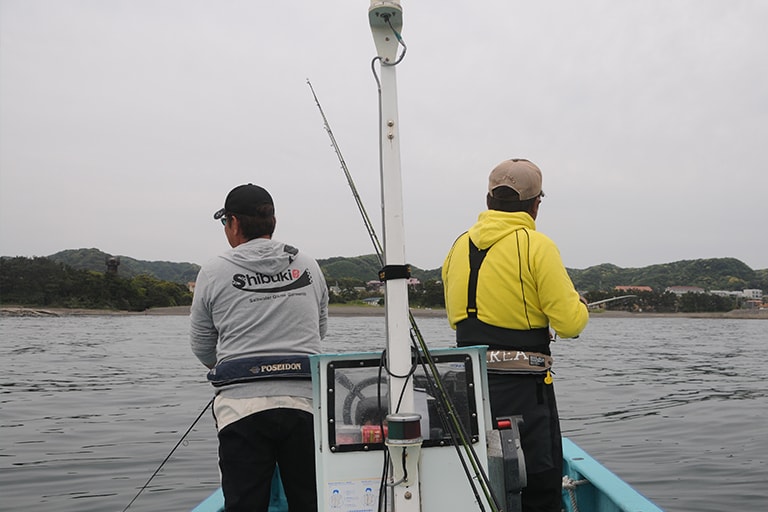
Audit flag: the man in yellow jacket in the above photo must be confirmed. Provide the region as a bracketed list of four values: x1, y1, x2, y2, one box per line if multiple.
[442, 158, 589, 512]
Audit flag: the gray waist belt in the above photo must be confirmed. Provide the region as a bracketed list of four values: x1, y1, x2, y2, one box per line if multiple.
[207, 355, 311, 387]
[486, 350, 553, 375]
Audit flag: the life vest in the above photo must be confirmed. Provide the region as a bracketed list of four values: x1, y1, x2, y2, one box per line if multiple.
[207, 354, 311, 387]
[458, 238, 553, 378]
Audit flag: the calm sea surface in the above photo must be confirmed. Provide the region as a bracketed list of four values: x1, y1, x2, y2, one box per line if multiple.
[1, 314, 766, 512]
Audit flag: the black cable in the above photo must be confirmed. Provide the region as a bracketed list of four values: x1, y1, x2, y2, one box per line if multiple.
[411, 338, 486, 509]
[376, 352, 390, 511]
[409, 319, 500, 511]
[313, 17, 500, 511]
[381, 15, 407, 66]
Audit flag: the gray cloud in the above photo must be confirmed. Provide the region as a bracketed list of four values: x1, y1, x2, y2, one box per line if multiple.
[1, 0, 766, 271]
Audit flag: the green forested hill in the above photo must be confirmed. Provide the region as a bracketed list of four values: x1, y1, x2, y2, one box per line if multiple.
[48, 248, 200, 284]
[3, 248, 766, 293]
[317, 254, 441, 283]
[319, 254, 765, 292]
[567, 258, 764, 292]
[757, 268, 768, 287]
[46, 249, 440, 286]
[0, 256, 192, 310]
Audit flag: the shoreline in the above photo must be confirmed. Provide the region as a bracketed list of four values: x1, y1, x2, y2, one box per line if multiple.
[0, 304, 447, 318]
[2, 304, 767, 320]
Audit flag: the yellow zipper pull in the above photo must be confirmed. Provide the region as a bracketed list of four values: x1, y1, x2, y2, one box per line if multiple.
[544, 370, 553, 385]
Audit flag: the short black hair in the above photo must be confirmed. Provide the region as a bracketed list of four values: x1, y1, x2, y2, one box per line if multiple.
[229, 203, 276, 240]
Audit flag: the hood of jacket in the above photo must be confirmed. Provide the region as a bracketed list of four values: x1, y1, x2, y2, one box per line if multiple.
[468, 210, 536, 250]
[218, 238, 298, 275]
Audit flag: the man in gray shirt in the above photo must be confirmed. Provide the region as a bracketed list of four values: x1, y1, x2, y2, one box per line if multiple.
[191, 183, 328, 511]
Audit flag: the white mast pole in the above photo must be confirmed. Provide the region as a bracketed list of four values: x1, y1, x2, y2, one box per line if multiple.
[368, 2, 421, 510]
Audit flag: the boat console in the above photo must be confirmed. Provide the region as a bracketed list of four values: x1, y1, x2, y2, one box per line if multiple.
[310, 345, 524, 512]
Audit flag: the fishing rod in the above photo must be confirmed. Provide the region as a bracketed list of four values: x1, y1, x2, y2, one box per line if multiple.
[307, 79, 383, 259]
[121, 397, 214, 512]
[587, 295, 637, 308]
[307, 78, 502, 512]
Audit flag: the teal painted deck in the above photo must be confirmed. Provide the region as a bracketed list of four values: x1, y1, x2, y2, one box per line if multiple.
[192, 438, 663, 512]
[191, 470, 287, 512]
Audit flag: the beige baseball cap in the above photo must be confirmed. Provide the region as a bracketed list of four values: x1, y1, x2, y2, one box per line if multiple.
[488, 159, 543, 201]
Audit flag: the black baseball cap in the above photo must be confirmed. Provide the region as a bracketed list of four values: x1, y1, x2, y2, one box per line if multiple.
[213, 184, 274, 220]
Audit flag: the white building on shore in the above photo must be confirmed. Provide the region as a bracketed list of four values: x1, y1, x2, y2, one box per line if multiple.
[710, 289, 764, 300]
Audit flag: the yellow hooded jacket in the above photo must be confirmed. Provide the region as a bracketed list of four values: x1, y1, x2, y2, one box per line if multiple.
[442, 210, 588, 339]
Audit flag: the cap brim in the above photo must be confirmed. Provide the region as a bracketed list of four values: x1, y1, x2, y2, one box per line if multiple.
[213, 208, 226, 220]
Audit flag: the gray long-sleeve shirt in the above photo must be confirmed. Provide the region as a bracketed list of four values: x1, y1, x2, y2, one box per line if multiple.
[190, 238, 328, 400]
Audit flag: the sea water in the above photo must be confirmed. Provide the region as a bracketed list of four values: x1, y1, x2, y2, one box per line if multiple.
[1, 314, 766, 511]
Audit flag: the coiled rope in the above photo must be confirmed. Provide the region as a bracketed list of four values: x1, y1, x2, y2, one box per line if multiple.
[561, 476, 589, 512]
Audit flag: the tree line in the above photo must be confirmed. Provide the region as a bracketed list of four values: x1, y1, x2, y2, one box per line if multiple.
[581, 289, 740, 314]
[48, 248, 200, 283]
[1, 254, 760, 313]
[331, 278, 747, 313]
[0, 257, 192, 311]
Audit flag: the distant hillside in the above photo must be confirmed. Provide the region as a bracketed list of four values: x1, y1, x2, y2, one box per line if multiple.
[48, 248, 200, 284]
[757, 268, 768, 287]
[567, 258, 765, 292]
[15, 249, 768, 292]
[317, 254, 441, 283]
[0, 256, 192, 310]
[44, 249, 441, 287]
[319, 254, 766, 292]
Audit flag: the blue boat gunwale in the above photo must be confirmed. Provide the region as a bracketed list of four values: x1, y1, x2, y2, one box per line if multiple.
[191, 437, 664, 512]
[191, 467, 287, 512]
[561, 437, 663, 512]
[190, 488, 223, 512]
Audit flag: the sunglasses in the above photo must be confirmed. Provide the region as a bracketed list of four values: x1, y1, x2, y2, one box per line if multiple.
[220, 217, 228, 226]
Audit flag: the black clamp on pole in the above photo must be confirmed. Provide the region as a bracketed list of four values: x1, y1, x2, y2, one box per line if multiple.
[378, 264, 411, 282]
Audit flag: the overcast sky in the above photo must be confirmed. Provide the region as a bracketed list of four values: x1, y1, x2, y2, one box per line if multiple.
[1, 0, 766, 272]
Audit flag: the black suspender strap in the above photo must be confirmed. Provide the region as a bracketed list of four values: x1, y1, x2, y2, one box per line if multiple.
[467, 238, 489, 318]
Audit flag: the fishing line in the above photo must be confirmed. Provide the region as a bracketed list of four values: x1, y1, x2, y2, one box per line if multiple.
[121, 397, 214, 512]
[376, 356, 390, 512]
[307, 79, 383, 259]
[375, 347, 418, 511]
[409, 330, 484, 504]
[308, 19, 500, 510]
[409, 317, 500, 511]
[375, 22, 500, 509]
